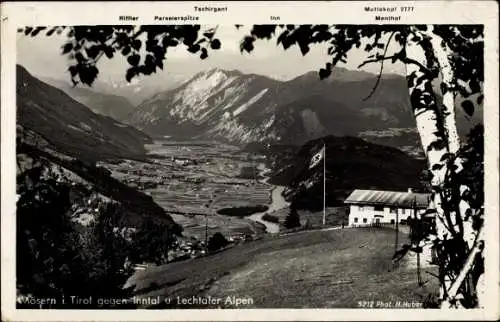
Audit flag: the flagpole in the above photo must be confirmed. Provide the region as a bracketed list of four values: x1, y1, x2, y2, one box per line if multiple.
[323, 143, 326, 226]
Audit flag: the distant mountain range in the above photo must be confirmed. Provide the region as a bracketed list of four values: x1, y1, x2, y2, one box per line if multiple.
[42, 73, 182, 107]
[43, 66, 482, 156]
[128, 68, 411, 144]
[42, 77, 137, 122]
[126, 67, 481, 153]
[17, 65, 151, 162]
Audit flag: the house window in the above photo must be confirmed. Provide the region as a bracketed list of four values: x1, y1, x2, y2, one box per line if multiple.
[354, 217, 358, 223]
[374, 205, 384, 211]
[390, 219, 395, 224]
[363, 218, 367, 223]
[390, 207, 398, 214]
[402, 208, 406, 215]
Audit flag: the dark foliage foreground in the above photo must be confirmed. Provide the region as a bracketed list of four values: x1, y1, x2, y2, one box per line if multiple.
[16, 152, 179, 309]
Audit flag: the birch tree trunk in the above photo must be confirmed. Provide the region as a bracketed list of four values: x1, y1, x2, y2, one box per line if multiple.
[425, 27, 485, 309]
[405, 34, 452, 303]
[406, 26, 484, 308]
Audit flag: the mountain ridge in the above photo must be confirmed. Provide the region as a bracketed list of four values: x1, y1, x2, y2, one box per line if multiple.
[41, 77, 137, 122]
[128, 67, 482, 153]
[128, 67, 418, 147]
[17, 64, 152, 162]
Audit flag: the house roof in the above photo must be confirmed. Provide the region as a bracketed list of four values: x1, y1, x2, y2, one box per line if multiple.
[344, 189, 430, 209]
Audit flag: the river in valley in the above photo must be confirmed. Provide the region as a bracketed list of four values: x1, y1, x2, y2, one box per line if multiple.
[248, 163, 289, 233]
[104, 140, 290, 238]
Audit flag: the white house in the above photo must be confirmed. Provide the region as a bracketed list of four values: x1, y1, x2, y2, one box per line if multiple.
[171, 156, 192, 166]
[344, 189, 431, 227]
[344, 188, 437, 268]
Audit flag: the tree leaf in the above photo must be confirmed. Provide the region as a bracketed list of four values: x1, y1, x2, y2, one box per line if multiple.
[121, 46, 131, 56]
[210, 39, 221, 50]
[200, 48, 208, 60]
[319, 68, 331, 80]
[125, 67, 137, 82]
[68, 66, 78, 77]
[127, 54, 140, 67]
[461, 100, 475, 116]
[431, 163, 444, 171]
[104, 47, 114, 59]
[440, 152, 453, 162]
[182, 29, 197, 46]
[131, 39, 142, 51]
[145, 54, 155, 67]
[476, 94, 484, 105]
[240, 36, 255, 53]
[46, 27, 57, 37]
[85, 45, 100, 59]
[62, 43, 73, 54]
[440, 82, 449, 95]
[299, 43, 310, 56]
[30, 27, 46, 37]
[203, 31, 215, 39]
[24, 27, 33, 36]
[426, 139, 446, 152]
[187, 44, 200, 54]
[162, 37, 178, 48]
[469, 79, 481, 94]
[79, 65, 99, 86]
[75, 53, 85, 63]
[157, 60, 164, 70]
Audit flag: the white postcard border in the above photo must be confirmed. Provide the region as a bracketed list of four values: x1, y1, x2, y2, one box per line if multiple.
[1, 1, 499, 321]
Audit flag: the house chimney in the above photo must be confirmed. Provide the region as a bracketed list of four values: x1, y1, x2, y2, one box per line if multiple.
[408, 188, 413, 193]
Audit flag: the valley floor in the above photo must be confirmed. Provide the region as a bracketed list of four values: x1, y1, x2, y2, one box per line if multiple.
[125, 227, 439, 309]
[101, 140, 272, 240]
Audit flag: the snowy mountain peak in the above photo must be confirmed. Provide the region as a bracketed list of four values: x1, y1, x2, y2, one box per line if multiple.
[129, 68, 423, 147]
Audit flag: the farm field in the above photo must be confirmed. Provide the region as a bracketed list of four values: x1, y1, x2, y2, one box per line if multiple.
[101, 140, 273, 239]
[125, 227, 439, 308]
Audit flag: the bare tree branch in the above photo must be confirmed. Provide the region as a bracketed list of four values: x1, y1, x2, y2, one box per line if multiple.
[359, 54, 433, 76]
[400, 57, 433, 75]
[443, 227, 484, 306]
[357, 55, 397, 69]
[362, 31, 395, 101]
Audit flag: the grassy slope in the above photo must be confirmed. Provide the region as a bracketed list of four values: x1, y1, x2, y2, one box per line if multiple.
[126, 227, 438, 308]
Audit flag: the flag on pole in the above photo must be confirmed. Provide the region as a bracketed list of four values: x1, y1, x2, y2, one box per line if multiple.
[309, 146, 325, 169]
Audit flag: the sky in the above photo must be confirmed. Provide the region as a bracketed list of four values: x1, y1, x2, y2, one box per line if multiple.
[17, 25, 405, 85]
